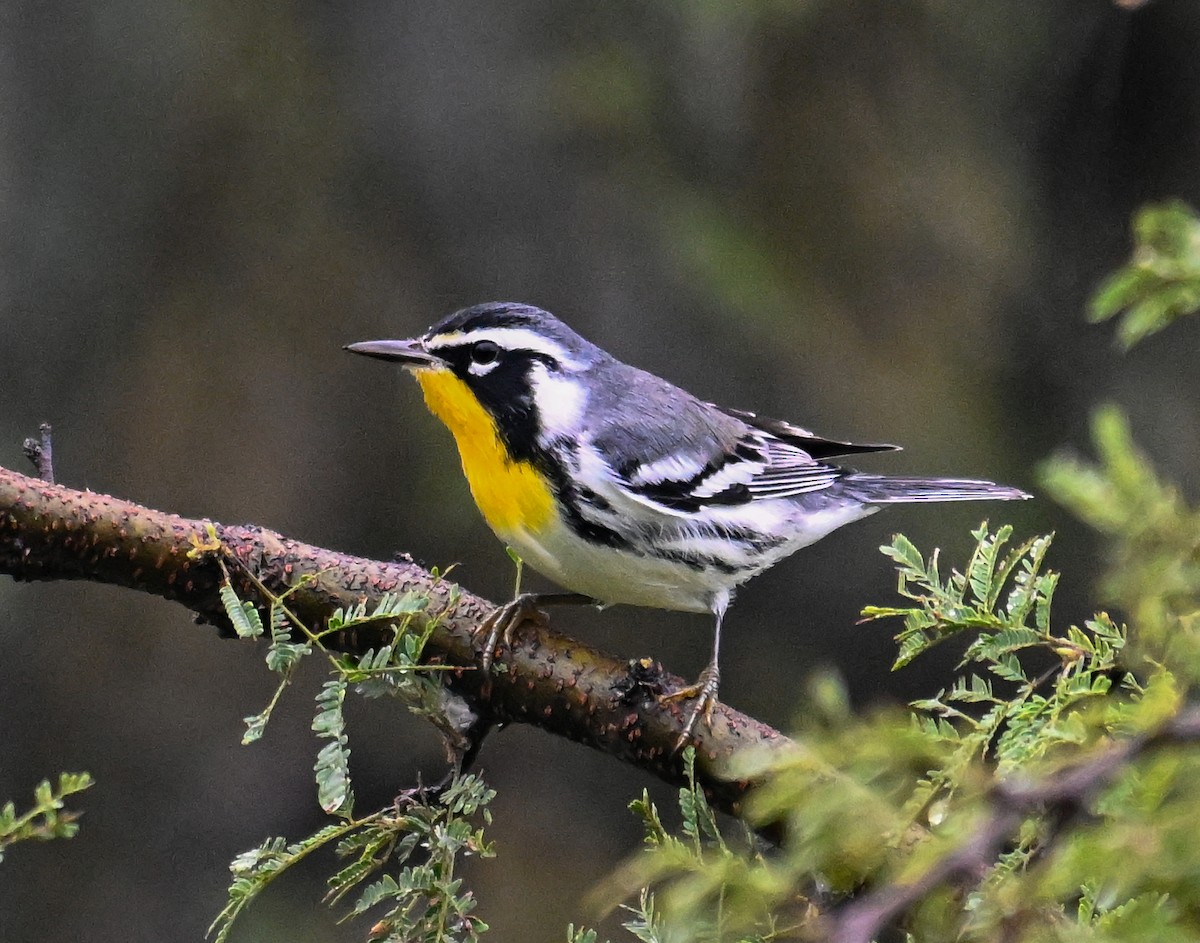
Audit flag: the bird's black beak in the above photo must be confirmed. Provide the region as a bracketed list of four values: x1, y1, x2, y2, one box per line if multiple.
[343, 338, 442, 367]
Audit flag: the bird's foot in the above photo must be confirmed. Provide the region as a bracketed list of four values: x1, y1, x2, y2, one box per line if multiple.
[475, 593, 550, 671]
[660, 664, 721, 751]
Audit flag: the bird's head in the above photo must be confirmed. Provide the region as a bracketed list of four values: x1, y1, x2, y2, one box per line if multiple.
[346, 302, 600, 457]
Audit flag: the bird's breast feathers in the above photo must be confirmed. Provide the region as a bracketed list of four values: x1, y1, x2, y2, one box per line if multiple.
[414, 367, 556, 537]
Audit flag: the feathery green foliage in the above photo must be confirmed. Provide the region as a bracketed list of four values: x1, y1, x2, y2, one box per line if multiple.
[1090, 200, 1200, 348]
[0, 773, 94, 863]
[332, 774, 495, 942]
[208, 570, 495, 942]
[578, 520, 1161, 940]
[208, 774, 495, 943]
[578, 506, 1198, 942]
[1042, 407, 1200, 665]
[586, 748, 784, 943]
[866, 525, 1129, 778]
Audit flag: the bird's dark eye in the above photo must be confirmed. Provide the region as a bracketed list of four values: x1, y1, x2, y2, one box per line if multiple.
[470, 340, 500, 365]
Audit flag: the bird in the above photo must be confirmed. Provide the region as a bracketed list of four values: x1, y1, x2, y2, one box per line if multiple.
[346, 302, 1030, 744]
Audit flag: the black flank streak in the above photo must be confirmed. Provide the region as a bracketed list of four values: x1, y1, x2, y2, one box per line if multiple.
[648, 547, 742, 576]
[538, 439, 627, 549]
[577, 487, 613, 513]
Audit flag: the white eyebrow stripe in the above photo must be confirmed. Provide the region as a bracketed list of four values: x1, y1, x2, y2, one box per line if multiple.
[425, 327, 584, 369]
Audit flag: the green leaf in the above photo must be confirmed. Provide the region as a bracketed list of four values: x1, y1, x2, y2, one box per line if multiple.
[219, 581, 264, 639]
[881, 533, 928, 583]
[241, 710, 270, 744]
[0, 772, 95, 862]
[313, 679, 353, 816]
[1088, 200, 1200, 348]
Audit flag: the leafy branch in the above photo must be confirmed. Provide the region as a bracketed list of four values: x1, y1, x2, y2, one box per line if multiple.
[1090, 200, 1200, 348]
[208, 774, 496, 943]
[0, 773, 94, 863]
[1042, 406, 1200, 650]
[864, 524, 1131, 785]
[204, 560, 504, 941]
[582, 517, 1198, 943]
[826, 706, 1200, 943]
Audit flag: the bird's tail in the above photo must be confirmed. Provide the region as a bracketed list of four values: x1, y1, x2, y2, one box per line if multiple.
[843, 474, 1031, 504]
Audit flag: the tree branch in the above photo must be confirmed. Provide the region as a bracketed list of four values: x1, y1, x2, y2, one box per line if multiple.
[0, 464, 787, 821]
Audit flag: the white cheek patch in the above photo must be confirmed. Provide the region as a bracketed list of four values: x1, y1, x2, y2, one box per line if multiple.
[528, 362, 587, 439]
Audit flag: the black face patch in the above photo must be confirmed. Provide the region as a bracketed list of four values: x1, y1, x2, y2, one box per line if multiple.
[433, 342, 554, 464]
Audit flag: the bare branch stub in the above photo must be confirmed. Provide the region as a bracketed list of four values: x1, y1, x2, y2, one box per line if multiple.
[0, 463, 788, 822]
[21, 422, 54, 482]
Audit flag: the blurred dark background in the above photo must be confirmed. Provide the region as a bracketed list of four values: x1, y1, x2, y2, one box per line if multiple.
[3, 1, 1200, 940]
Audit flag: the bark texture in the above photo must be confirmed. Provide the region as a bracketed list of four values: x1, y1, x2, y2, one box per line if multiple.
[0, 464, 788, 819]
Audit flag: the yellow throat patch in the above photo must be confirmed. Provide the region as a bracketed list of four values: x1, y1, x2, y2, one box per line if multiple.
[415, 367, 555, 537]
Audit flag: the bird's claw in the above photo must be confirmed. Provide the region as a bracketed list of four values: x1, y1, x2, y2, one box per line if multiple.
[660, 665, 721, 751]
[475, 593, 549, 671]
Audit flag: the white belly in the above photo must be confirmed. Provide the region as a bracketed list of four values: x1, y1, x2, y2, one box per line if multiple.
[496, 499, 877, 615]
[501, 514, 718, 612]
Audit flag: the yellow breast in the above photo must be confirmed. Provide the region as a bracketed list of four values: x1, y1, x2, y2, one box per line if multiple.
[415, 368, 555, 537]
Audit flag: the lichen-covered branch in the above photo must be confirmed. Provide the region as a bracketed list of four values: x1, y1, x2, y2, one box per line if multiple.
[0, 464, 786, 818]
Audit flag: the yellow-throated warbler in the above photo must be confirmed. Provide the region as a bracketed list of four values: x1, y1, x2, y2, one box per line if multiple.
[347, 302, 1030, 741]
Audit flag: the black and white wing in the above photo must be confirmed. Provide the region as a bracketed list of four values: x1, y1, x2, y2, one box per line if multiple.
[580, 360, 897, 514]
[589, 407, 875, 517]
[617, 433, 845, 512]
[718, 407, 898, 460]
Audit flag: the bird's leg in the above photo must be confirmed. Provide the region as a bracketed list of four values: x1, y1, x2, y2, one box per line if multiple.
[664, 664, 720, 749]
[661, 609, 724, 750]
[476, 592, 596, 670]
